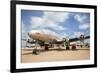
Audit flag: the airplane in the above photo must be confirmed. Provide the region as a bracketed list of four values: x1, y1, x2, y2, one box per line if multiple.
[22, 29, 90, 55]
[29, 30, 89, 46]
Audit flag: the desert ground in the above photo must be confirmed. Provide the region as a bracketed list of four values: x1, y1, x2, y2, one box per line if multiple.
[21, 46, 90, 63]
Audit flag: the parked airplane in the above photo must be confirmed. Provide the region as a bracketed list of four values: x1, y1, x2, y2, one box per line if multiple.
[22, 29, 90, 54]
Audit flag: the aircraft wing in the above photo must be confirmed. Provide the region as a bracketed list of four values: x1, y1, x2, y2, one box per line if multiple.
[69, 36, 90, 42]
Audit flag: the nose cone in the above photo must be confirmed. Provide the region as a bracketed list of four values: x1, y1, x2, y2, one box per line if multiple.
[28, 30, 37, 38]
[28, 31, 33, 38]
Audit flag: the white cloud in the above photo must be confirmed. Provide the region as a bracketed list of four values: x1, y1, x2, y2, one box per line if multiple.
[61, 33, 67, 38]
[30, 11, 69, 30]
[71, 32, 84, 38]
[31, 17, 66, 30]
[74, 14, 87, 23]
[74, 14, 90, 30]
[30, 17, 44, 29]
[79, 23, 89, 30]
[31, 17, 43, 25]
[56, 26, 66, 30]
[43, 12, 69, 23]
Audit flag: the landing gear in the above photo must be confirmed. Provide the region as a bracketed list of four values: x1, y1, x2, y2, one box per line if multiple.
[66, 45, 70, 50]
[44, 44, 49, 51]
[32, 41, 39, 55]
[65, 40, 70, 50]
[80, 45, 83, 48]
[32, 49, 38, 55]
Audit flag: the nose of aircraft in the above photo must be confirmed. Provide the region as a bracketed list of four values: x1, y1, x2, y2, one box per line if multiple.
[28, 30, 37, 38]
[28, 31, 34, 38]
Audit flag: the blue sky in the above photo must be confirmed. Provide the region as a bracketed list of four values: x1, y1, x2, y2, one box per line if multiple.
[21, 10, 90, 39]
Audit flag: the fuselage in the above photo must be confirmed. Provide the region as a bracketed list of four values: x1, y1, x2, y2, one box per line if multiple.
[28, 29, 62, 42]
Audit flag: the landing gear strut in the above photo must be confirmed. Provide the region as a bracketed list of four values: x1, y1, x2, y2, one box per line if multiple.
[44, 44, 49, 51]
[32, 41, 39, 55]
[66, 45, 70, 50]
[32, 49, 38, 55]
[65, 40, 70, 50]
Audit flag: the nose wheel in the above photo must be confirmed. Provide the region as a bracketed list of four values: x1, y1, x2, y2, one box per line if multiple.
[32, 49, 39, 55]
[32, 41, 39, 55]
